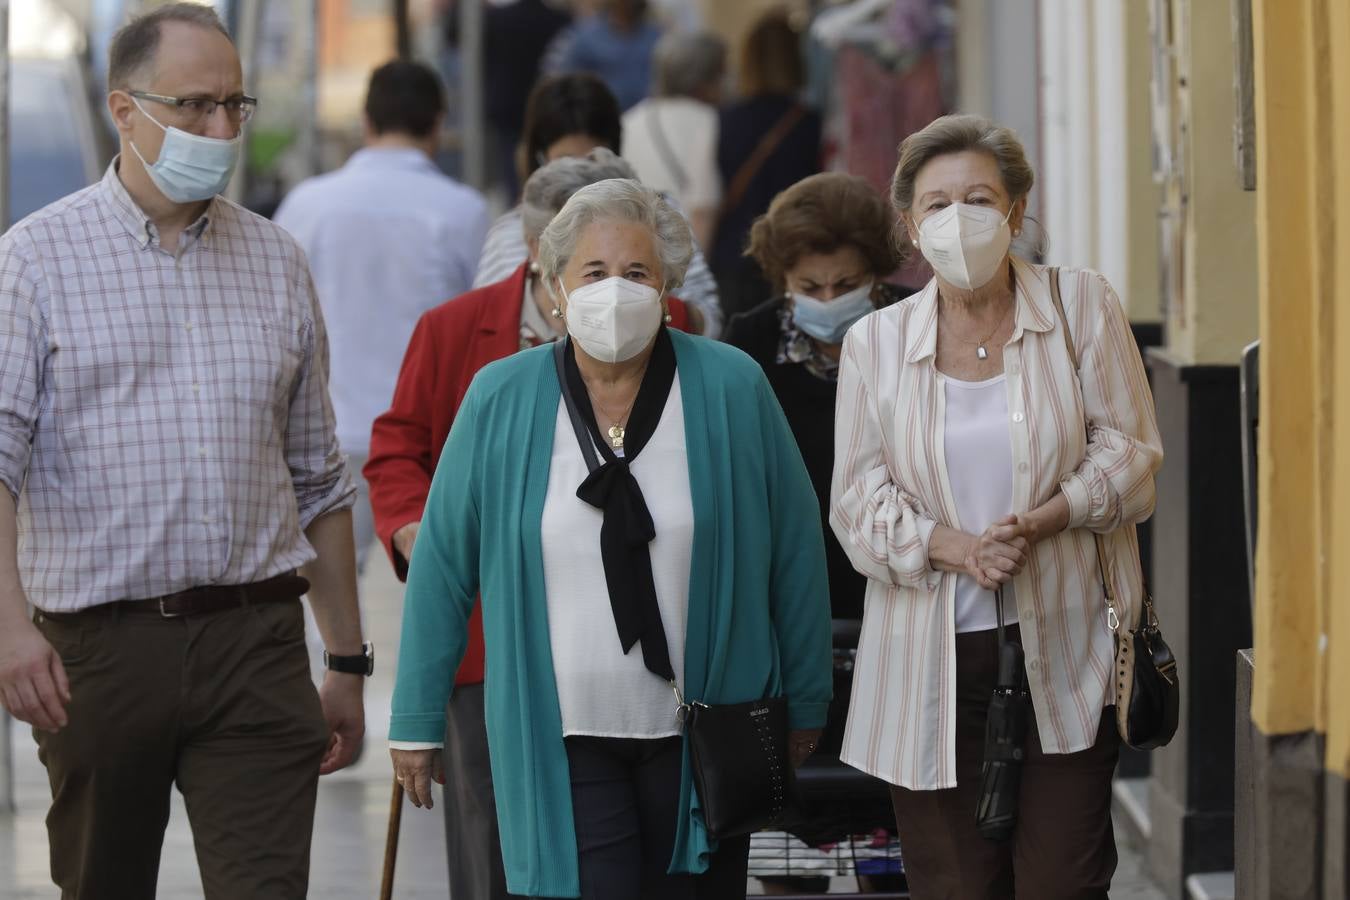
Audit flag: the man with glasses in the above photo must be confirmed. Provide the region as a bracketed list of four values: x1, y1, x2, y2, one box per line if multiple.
[0, 5, 367, 898]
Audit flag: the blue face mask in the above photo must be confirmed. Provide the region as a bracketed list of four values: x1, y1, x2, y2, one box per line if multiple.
[129, 97, 241, 203]
[788, 281, 876, 344]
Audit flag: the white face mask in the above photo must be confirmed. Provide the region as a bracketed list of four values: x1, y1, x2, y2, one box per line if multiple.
[917, 203, 1013, 291]
[129, 97, 241, 203]
[558, 276, 663, 363]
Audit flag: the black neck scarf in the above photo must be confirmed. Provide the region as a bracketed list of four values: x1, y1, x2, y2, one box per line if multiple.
[554, 328, 678, 683]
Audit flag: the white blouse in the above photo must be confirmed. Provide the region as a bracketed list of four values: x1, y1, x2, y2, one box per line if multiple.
[541, 376, 694, 738]
[942, 373, 1019, 634]
[830, 259, 1163, 790]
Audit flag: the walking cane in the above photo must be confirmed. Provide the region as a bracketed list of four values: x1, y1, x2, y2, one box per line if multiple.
[379, 777, 404, 900]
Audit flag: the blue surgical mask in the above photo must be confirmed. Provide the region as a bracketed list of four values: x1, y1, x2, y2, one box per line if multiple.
[788, 281, 876, 344]
[129, 97, 241, 203]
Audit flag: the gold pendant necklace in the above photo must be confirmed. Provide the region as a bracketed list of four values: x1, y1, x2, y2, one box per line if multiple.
[587, 389, 638, 450]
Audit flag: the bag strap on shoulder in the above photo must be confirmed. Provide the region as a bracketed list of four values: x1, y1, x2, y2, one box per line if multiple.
[644, 104, 690, 195]
[1046, 267, 1123, 634]
[553, 340, 601, 475]
[718, 103, 807, 224]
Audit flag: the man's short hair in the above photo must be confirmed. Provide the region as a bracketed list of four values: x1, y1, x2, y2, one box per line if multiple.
[364, 61, 447, 139]
[108, 3, 232, 91]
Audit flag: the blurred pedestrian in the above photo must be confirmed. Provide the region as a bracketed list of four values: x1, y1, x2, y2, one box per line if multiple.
[831, 114, 1163, 898]
[0, 6, 367, 898]
[713, 9, 822, 319]
[621, 31, 726, 251]
[547, 0, 663, 111]
[727, 171, 904, 897]
[482, 0, 572, 203]
[389, 178, 832, 899]
[366, 148, 687, 900]
[474, 73, 725, 336]
[274, 60, 488, 575]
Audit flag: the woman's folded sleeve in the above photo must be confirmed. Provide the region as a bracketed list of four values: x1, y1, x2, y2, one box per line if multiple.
[1058, 276, 1165, 533]
[828, 329, 938, 589]
[389, 386, 484, 744]
[758, 378, 833, 731]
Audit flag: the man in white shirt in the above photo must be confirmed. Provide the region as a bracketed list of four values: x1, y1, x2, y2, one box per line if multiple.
[275, 61, 489, 571]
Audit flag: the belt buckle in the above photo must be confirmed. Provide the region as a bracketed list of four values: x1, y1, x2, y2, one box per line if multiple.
[158, 597, 183, 618]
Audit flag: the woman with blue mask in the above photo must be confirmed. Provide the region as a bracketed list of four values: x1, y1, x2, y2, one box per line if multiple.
[724, 171, 906, 894]
[727, 173, 905, 622]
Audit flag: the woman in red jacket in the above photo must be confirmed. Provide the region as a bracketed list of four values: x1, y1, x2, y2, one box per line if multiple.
[364, 147, 690, 900]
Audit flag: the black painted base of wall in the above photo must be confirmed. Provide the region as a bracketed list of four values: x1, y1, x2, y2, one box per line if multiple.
[1235, 650, 1350, 899]
[1143, 350, 1252, 897]
[1327, 772, 1349, 897]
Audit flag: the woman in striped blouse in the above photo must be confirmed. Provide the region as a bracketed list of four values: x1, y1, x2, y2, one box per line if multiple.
[830, 114, 1163, 898]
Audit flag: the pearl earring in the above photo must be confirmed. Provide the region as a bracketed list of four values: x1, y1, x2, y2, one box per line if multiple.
[529, 261, 541, 275]
[550, 306, 563, 319]
[912, 239, 920, 248]
[663, 312, 673, 324]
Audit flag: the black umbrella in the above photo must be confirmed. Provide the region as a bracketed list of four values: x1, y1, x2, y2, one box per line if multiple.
[975, 588, 1031, 842]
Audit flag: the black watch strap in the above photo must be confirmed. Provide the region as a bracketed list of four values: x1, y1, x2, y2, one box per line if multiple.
[324, 641, 374, 676]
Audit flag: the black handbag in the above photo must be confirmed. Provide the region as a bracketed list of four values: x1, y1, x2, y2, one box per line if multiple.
[1047, 268, 1180, 750]
[1115, 593, 1180, 749]
[682, 695, 805, 839]
[975, 588, 1031, 841]
[552, 340, 803, 839]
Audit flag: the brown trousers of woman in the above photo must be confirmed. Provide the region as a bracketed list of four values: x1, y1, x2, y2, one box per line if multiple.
[889, 626, 1120, 900]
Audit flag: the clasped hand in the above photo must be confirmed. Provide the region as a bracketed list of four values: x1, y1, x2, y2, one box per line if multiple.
[964, 514, 1034, 591]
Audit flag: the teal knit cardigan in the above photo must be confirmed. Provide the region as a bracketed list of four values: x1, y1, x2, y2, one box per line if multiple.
[390, 330, 833, 898]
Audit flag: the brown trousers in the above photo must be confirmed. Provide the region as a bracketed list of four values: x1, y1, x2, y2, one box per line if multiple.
[890, 626, 1120, 900]
[33, 598, 330, 900]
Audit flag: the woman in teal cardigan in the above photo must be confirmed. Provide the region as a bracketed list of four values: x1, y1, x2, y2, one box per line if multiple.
[389, 178, 833, 899]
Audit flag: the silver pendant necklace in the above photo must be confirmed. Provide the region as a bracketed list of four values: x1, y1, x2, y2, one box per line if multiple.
[946, 301, 1014, 360]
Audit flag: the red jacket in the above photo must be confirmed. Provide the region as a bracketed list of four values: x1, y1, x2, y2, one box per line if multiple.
[364, 263, 692, 685]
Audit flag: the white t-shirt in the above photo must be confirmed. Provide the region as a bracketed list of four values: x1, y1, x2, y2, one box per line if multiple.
[621, 97, 722, 215]
[542, 376, 694, 738]
[943, 374, 1019, 633]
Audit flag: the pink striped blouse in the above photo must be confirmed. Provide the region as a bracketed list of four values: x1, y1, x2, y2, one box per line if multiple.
[829, 258, 1163, 790]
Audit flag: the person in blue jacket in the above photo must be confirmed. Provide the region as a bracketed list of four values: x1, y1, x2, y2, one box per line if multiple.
[389, 177, 833, 900]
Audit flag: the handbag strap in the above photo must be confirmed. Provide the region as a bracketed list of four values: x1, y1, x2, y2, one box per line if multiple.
[1046, 268, 1122, 634]
[553, 339, 601, 475]
[644, 104, 690, 195]
[718, 103, 807, 224]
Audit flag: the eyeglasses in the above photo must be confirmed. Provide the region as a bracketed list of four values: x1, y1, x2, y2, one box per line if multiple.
[128, 90, 259, 126]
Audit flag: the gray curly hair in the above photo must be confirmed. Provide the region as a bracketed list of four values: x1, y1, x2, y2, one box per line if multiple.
[521, 148, 637, 243]
[537, 178, 694, 293]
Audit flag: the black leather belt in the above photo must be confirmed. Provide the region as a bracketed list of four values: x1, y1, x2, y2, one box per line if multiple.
[47, 572, 310, 619]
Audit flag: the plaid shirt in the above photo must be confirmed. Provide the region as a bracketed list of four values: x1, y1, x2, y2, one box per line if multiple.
[0, 163, 354, 611]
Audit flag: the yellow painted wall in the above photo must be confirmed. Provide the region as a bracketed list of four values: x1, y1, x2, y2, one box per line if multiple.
[1123, 0, 1161, 326]
[1164, 0, 1259, 366]
[1251, 0, 1350, 780]
[1322, 0, 1350, 781]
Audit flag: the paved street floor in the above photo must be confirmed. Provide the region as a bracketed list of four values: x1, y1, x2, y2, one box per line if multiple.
[1, 549, 1169, 898]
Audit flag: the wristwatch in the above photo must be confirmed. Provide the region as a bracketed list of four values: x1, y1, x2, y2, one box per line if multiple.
[324, 641, 374, 676]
